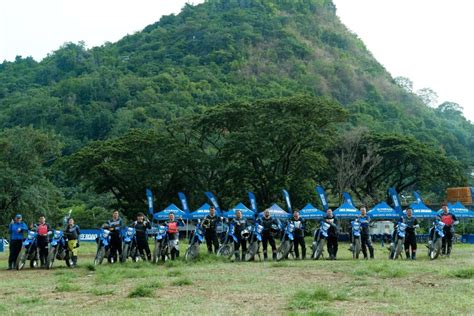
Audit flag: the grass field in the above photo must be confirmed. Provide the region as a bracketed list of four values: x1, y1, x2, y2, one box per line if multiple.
[0, 241, 473, 315]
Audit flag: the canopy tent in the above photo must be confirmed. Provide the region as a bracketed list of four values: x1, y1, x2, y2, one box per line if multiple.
[153, 203, 187, 220]
[406, 202, 437, 218]
[443, 201, 474, 218]
[223, 202, 255, 219]
[189, 203, 221, 219]
[258, 203, 291, 219]
[298, 203, 325, 219]
[368, 202, 400, 219]
[334, 201, 360, 219]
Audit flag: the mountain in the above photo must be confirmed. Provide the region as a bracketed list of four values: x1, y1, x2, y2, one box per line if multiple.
[0, 0, 472, 161]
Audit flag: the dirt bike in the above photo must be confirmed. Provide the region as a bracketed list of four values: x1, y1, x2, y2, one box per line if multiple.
[121, 227, 138, 263]
[217, 222, 236, 258]
[47, 230, 72, 269]
[276, 222, 295, 261]
[245, 223, 263, 261]
[389, 222, 407, 260]
[350, 220, 362, 259]
[153, 225, 169, 263]
[312, 221, 330, 260]
[185, 221, 204, 261]
[94, 228, 111, 265]
[427, 220, 445, 260]
[16, 230, 39, 270]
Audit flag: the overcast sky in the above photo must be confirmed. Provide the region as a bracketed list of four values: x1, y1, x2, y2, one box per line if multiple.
[0, 0, 472, 121]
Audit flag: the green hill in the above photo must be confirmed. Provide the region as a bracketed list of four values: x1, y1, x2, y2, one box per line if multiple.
[0, 0, 472, 220]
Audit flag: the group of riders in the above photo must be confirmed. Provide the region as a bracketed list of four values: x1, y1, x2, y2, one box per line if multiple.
[6, 203, 459, 270]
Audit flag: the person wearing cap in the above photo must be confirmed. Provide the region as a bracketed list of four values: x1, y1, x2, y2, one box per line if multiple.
[34, 216, 51, 267]
[131, 212, 152, 261]
[64, 217, 81, 267]
[202, 205, 221, 254]
[439, 203, 459, 256]
[289, 210, 306, 260]
[8, 214, 28, 270]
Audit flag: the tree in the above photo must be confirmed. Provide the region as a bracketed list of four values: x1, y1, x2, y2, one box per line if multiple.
[394, 76, 413, 93]
[416, 87, 438, 107]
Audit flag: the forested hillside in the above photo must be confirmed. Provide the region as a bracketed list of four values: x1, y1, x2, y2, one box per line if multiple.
[1, 0, 472, 224]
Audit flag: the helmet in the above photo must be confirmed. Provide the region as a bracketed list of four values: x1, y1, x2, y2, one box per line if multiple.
[241, 229, 250, 240]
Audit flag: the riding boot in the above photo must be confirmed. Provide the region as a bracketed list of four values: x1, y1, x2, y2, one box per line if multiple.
[447, 246, 452, 257]
[263, 251, 268, 261]
[369, 247, 374, 259]
[241, 252, 246, 262]
[362, 248, 368, 259]
[411, 252, 416, 260]
[72, 256, 78, 267]
[272, 251, 277, 261]
[405, 251, 410, 260]
[234, 251, 240, 261]
[176, 250, 180, 258]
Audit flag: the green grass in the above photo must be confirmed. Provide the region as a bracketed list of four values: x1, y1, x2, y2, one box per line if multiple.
[0, 242, 473, 315]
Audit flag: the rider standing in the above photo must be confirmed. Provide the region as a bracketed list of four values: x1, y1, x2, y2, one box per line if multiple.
[35, 216, 50, 267]
[324, 209, 339, 260]
[258, 209, 279, 261]
[357, 207, 374, 259]
[203, 206, 221, 254]
[8, 214, 28, 270]
[165, 212, 185, 260]
[439, 203, 458, 256]
[232, 210, 248, 261]
[403, 208, 419, 260]
[131, 212, 152, 261]
[289, 210, 306, 260]
[64, 217, 81, 267]
[107, 210, 123, 263]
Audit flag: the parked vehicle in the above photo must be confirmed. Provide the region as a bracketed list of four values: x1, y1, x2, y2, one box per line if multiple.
[121, 227, 138, 263]
[153, 225, 169, 263]
[312, 221, 330, 260]
[217, 222, 237, 258]
[427, 220, 445, 260]
[245, 223, 264, 261]
[16, 230, 39, 270]
[185, 221, 205, 261]
[276, 222, 295, 261]
[389, 222, 407, 260]
[94, 228, 111, 265]
[350, 220, 362, 259]
[47, 230, 71, 269]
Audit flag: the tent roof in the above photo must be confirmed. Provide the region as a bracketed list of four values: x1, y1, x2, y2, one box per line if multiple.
[153, 203, 187, 220]
[334, 201, 360, 218]
[368, 201, 400, 219]
[259, 203, 290, 219]
[407, 202, 437, 218]
[299, 203, 325, 219]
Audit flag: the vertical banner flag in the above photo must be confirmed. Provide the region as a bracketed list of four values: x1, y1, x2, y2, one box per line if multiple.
[248, 192, 257, 213]
[413, 191, 423, 204]
[388, 187, 402, 214]
[205, 191, 220, 212]
[146, 188, 154, 215]
[282, 189, 292, 212]
[178, 192, 190, 214]
[316, 185, 329, 211]
[342, 192, 355, 207]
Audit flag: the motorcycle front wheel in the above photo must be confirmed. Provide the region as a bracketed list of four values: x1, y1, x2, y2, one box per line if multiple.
[16, 248, 27, 270]
[430, 238, 442, 260]
[217, 243, 233, 258]
[353, 238, 361, 259]
[94, 246, 106, 265]
[313, 239, 326, 260]
[185, 243, 199, 261]
[47, 247, 56, 269]
[121, 243, 129, 263]
[276, 240, 291, 261]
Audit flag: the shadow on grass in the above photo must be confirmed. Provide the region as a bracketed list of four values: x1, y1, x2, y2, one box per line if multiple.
[449, 267, 474, 279]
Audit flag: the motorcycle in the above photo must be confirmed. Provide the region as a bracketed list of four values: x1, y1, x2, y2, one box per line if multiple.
[94, 228, 111, 265]
[153, 224, 169, 263]
[350, 220, 362, 259]
[47, 230, 72, 269]
[276, 222, 295, 261]
[427, 220, 445, 260]
[312, 221, 330, 260]
[16, 230, 39, 270]
[389, 222, 407, 260]
[185, 220, 204, 261]
[217, 222, 237, 258]
[245, 223, 263, 261]
[121, 227, 138, 263]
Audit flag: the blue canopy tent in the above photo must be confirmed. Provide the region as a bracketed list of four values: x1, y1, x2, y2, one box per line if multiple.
[368, 202, 400, 219]
[299, 203, 325, 219]
[334, 201, 360, 219]
[153, 203, 187, 221]
[223, 202, 255, 219]
[406, 202, 437, 218]
[189, 203, 221, 219]
[259, 203, 291, 219]
[444, 201, 474, 218]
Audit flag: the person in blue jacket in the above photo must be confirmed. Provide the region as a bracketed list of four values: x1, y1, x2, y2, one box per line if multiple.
[8, 214, 28, 270]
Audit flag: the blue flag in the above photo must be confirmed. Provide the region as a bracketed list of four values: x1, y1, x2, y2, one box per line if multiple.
[178, 192, 190, 214]
[146, 188, 154, 215]
[413, 191, 423, 204]
[248, 192, 257, 213]
[342, 192, 355, 207]
[315, 185, 329, 211]
[388, 187, 402, 214]
[205, 191, 220, 212]
[282, 189, 292, 212]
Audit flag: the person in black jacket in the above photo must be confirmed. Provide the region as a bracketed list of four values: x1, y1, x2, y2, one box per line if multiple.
[232, 210, 248, 261]
[107, 210, 123, 263]
[64, 217, 81, 267]
[131, 213, 151, 261]
[289, 210, 306, 260]
[439, 203, 459, 256]
[324, 209, 338, 260]
[258, 210, 279, 261]
[403, 208, 419, 260]
[202, 206, 221, 254]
